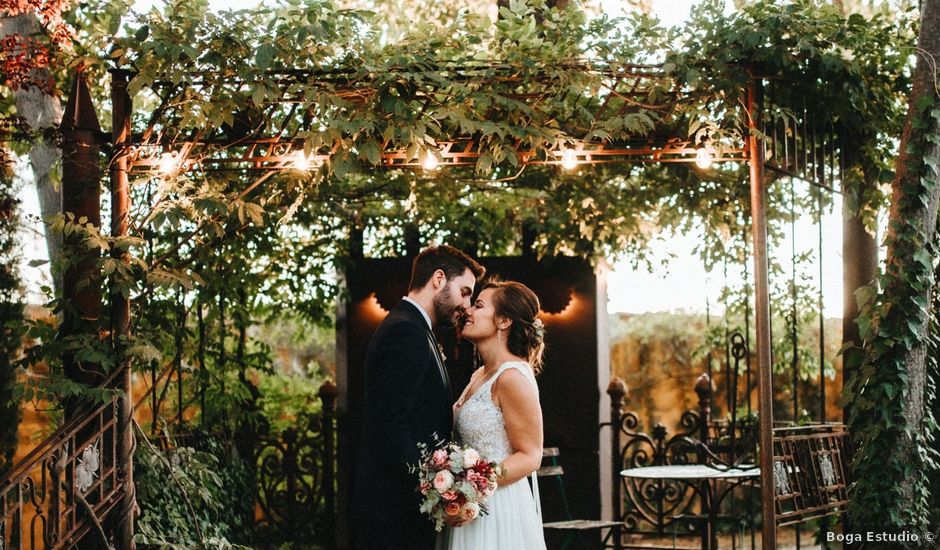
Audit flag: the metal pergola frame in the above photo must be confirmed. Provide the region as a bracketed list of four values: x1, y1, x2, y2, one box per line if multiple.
[127, 136, 748, 172]
[69, 61, 807, 549]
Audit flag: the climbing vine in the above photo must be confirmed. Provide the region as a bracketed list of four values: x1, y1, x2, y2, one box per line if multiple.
[845, 36, 940, 531]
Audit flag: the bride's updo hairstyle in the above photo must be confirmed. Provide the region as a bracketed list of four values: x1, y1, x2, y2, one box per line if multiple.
[484, 280, 546, 374]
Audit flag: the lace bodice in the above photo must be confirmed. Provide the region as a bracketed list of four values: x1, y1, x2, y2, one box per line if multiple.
[454, 361, 538, 464]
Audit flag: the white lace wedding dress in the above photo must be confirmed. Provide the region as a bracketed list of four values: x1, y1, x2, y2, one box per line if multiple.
[437, 361, 547, 550]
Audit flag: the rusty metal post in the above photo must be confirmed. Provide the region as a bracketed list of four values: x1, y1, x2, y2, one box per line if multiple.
[607, 378, 627, 550]
[60, 69, 104, 417]
[694, 373, 713, 455]
[747, 76, 776, 550]
[60, 68, 108, 550]
[694, 374, 715, 550]
[110, 69, 135, 550]
[318, 380, 338, 549]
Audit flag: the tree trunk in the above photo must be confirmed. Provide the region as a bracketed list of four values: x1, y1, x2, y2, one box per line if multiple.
[0, 14, 64, 294]
[849, 0, 940, 529]
[841, 158, 879, 425]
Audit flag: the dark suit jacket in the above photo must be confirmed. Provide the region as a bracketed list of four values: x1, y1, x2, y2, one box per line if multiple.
[351, 300, 453, 549]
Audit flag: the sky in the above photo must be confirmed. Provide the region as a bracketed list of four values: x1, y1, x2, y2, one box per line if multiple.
[605, 198, 846, 318]
[17, 0, 846, 318]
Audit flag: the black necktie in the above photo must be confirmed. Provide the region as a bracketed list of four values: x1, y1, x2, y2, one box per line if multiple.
[426, 331, 451, 392]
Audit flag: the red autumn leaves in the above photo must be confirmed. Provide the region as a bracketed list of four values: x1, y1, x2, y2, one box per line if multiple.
[1, 0, 72, 91]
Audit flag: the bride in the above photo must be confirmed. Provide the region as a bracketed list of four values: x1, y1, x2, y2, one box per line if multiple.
[438, 280, 547, 550]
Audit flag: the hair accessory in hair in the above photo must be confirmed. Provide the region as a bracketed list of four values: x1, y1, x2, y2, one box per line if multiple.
[532, 318, 545, 339]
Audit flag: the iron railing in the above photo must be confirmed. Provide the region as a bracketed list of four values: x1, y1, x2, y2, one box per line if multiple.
[608, 380, 850, 549]
[1, 394, 125, 550]
[616, 409, 704, 537]
[253, 381, 337, 546]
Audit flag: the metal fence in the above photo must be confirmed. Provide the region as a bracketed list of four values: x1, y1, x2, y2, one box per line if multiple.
[1, 396, 124, 550]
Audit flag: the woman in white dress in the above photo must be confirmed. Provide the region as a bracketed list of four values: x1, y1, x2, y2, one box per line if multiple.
[438, 280, 548, 550]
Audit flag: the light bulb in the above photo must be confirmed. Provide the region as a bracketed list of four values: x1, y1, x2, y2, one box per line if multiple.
[158, 152, 178, 175]
[695, 147, 714, 169]
[560, 148, 578, 170]
[291, 150, 310, 171]
[423, 152, 440, 171]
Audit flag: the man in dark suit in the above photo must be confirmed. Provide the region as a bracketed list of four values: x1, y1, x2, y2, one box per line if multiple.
[352, 245, 485, 550]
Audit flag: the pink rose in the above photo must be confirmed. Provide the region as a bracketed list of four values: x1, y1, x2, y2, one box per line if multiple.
[433, 470, 454, 492]
[445, 502, 461, 516]
[432, 449, 449, 467]
[419, 481, 431, 495]
[461, 502, 480, 521]
[440, 490, 458, 501]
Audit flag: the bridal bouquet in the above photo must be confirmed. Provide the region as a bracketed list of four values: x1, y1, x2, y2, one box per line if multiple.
[411, 439, 501, 531]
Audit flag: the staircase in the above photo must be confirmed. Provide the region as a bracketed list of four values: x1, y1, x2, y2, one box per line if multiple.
[0, 393, 131, 550]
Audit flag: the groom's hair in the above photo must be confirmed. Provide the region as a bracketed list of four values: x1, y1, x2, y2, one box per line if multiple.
[408, 245, 485, 291]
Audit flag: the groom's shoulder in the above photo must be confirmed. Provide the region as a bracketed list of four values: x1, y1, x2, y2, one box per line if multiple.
[376, 305, 425, 336]
[369, 313, 428, 356]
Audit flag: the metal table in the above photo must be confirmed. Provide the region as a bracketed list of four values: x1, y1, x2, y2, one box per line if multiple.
[621, 464, 759, 550]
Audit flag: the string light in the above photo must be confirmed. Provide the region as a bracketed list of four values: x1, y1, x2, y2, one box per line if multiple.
[158, 152, 179, 175]
[423, 150, 440, 171]
[291, 150, 310, 171]
[695, 147, 715, 169]
[560, 148, 578, 170]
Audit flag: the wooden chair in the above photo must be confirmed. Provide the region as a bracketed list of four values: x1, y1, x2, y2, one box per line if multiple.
[772, 424, 850, 527]
[538, 447, 621, 550]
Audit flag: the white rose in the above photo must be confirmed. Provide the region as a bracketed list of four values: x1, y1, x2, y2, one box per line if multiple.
[462, 448, 481, 467]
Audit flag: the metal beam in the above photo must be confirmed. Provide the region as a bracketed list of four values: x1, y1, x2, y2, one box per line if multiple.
[125, 137, 747, 174]
[110, 69, 136, 550]
[748, 77, 777, 549]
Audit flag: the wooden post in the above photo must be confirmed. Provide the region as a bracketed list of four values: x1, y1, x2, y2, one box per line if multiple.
[747, 77, 776, 549]
[110, 69, 136, 550]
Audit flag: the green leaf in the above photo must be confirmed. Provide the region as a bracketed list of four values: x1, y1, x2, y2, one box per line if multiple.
[855, 284, 876, 310]
[476, 153, 493, 175]
[360, 140, 381, 165]
[244, 203, 265, 226]
[255, 44, 276, 71]
[127, 342, 161, 363]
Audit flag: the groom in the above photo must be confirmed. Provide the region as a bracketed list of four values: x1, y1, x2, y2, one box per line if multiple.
[352, 245, 485, 550]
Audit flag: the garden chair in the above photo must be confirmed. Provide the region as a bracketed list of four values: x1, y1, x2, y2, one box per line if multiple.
[538, 447, 621, 550]
[772, 424, 850, 527]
